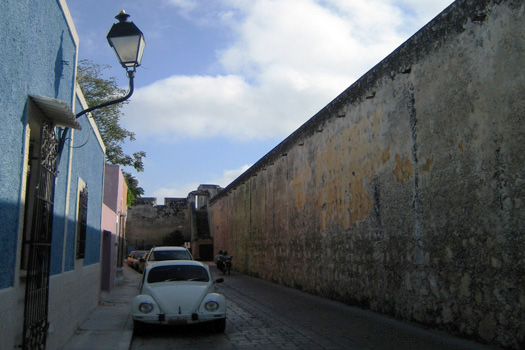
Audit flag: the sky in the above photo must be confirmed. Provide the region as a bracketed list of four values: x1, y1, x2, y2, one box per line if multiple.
[66, 0, 454, 203]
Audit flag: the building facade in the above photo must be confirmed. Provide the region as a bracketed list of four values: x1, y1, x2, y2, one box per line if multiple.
[101, 165, 128, 292]
[126, 197, 190, 252]
[0, 1, 106, 349]
[125, 184, 223, 261]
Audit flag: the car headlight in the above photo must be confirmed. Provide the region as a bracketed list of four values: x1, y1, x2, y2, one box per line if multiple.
[139, 302, 154, 313]
[205, 300, 219, 312]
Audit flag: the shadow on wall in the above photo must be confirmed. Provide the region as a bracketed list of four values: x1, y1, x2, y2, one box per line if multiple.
[0, 198, 103, 290]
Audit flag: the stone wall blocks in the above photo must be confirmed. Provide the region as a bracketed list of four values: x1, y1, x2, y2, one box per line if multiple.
[208, 1, 524, 348]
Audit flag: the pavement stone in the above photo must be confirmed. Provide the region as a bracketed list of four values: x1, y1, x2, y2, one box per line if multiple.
[60, 265, 141, 350]
[61, 262, 501, 350]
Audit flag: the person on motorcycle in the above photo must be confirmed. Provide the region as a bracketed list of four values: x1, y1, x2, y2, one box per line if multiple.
[221, 251, 232, 275]
[215, 250, 225, 271]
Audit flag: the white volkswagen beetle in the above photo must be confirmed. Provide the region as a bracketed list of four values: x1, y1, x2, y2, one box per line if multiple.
[132, 260, 226, 332]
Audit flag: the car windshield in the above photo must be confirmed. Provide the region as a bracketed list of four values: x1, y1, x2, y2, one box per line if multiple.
[149, 250, 192, 261]
[147, 265, 209, 283]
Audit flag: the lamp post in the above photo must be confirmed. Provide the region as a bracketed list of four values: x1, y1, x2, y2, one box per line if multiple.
[75, 10, 146, 119]
[58, 10, 145, 155]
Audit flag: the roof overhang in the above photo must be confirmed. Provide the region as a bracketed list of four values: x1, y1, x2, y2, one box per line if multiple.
[29, 95, 82, 130]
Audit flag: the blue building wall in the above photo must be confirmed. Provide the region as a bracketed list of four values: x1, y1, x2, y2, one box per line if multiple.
[0, 2, 108, 348]
[0, 0, 77, 289]
[49, 133, 73, 276]
[0, 0, 104, 285]
[49, 100, 105, 275]
[56, 99, 105, 273]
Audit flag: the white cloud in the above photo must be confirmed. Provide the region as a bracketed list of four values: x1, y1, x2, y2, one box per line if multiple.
[165, 0, 238, 26]
[124, 71, 332, 141]
[212, 164, 252, 186]
[396, 0, 454, 21]
[152, 183, 200, 202]
[165, 0, 197, 13]
[124, 0, 454, 141]
[151, 164, 251, 201]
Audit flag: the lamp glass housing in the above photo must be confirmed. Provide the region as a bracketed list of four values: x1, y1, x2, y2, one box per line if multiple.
[107, 20, 145, 68]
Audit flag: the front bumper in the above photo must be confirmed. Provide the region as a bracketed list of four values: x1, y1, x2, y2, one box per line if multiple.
[133, 312, 226, 325]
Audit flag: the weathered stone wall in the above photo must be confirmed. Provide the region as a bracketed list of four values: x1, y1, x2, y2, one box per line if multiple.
[126, 197, 190, 251]
[209, 0, 525, 348]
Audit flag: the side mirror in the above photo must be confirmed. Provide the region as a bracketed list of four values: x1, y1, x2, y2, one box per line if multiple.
[215, 278, 224, 284]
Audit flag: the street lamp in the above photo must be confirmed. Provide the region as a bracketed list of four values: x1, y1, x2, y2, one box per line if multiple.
[58, 10, 145, 156]
[75, 10, 146, 119]
[107, 10, 146, 72]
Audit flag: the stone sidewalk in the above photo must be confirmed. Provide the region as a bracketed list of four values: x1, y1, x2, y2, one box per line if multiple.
[61, 265, 141, 350]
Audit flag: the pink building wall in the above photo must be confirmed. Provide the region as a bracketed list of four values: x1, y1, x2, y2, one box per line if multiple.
[100, 165, 128, 291]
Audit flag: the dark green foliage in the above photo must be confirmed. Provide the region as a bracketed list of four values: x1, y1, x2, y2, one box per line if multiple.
[77, 59, 146, 206]
[77, 59, 146, 172]
[123, 172, 144, 206]
[162, 230, 184, 246]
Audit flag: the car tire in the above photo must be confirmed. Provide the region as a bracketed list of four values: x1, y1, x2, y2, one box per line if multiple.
[212, 318, 226, 333]
[133, 320, 147, 335]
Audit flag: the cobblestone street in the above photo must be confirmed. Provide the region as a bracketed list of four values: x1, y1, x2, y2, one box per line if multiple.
[131, 265, 498, 350]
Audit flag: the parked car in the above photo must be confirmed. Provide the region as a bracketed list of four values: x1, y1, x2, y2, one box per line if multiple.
[127, 252, 135, 267]
[127, 250, 148, 270]
[127, 250, 144, 269]
[144, 246, 193, 270]
[132, 260, 226, 333]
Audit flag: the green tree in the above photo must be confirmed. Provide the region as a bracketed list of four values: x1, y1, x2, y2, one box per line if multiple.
[77, 59, 145, 205]
[123, 171, 144, 206]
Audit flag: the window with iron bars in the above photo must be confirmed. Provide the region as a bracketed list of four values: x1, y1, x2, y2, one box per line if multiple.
[76, 185, 88, 259]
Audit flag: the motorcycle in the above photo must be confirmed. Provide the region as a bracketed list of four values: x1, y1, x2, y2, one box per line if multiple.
[223, 255, 232, 275]
[216, 255, 232, 275]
